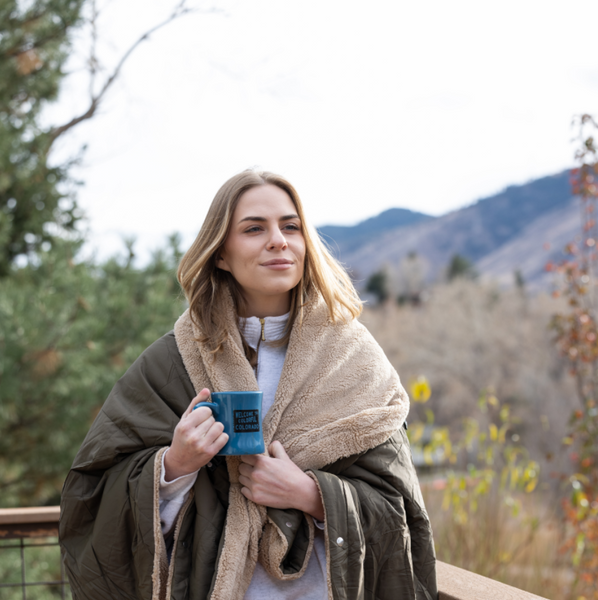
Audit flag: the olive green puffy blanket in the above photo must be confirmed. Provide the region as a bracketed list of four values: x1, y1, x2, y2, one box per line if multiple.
[60, 293, 411, 599]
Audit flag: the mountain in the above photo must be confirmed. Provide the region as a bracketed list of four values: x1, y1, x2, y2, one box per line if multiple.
[318, 170, 577, 289]
[318, 208, 432, 254]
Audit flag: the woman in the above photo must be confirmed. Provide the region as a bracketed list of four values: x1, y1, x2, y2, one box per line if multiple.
[60, 170, 437, 600]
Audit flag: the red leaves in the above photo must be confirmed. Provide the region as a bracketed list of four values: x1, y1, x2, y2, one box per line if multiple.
[548, 114, 598, 596]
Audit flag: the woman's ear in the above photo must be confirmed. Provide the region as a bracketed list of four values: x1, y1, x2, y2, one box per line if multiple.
[216, 254, 231, 272]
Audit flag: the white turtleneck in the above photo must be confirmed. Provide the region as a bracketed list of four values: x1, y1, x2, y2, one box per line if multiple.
[238, 311, 289, 417]
[158, 313, 328, 600]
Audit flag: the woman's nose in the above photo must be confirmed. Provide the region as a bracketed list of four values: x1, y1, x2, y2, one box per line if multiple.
[267, 228, 288, 250]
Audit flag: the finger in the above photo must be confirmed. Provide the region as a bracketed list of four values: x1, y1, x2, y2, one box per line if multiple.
[238, 463, 253, 477]
[183, 388, 211, 417]
[240, 487, 253, 501]
[268, 441, 288, 460]
[240, 454, 258, 466]
[238, 475, 252, 488]
[187, 406, 215, 427]
[200, 421, 225, 447]
[174, 410, 211, 440]
[208, 432, 229, 454]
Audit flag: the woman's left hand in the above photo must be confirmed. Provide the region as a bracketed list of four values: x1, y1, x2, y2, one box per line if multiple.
[239, 441, 325, 521]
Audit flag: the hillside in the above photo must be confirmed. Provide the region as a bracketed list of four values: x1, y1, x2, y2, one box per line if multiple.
[318, 170, 577, 288]
[319, 208, 432, 254]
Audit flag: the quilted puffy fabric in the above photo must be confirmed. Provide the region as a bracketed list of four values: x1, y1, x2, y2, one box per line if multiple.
[59, 328, 437, 600]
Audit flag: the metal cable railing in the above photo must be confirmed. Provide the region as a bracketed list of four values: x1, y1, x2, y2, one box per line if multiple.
[0, 507, 70, 600]
[0, 506, 550, 600]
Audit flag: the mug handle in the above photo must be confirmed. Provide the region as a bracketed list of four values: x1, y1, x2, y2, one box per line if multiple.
[193, 401, 219, 416]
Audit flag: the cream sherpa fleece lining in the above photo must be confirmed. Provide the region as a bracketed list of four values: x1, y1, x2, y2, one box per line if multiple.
[154, 292, 409, 600]
[152, 448, 194, 600]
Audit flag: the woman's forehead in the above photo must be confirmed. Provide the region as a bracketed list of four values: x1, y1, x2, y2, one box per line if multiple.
[234, 184, 298, 221]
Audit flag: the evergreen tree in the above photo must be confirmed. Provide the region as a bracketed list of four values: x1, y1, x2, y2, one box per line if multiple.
[365, 269, 389, 304]
[0, 0, 86, 276]
[0, 237, 187, 506]
[446, 254, 477, 282]
[0, 0, 192, 275]
[0, 1, 195, 505]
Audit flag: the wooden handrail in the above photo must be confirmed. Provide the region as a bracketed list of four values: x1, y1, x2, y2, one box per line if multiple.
[0, 507, 551, 599]
[0, 506, 60, 525]
[437, 561, 549, 599]
[0, 506, 60, 539]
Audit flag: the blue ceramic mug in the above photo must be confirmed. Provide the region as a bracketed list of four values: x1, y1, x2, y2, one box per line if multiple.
[193, 391, 265, 456]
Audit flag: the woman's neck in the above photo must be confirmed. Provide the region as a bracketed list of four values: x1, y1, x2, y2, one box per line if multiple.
[238, 292, 290, 319]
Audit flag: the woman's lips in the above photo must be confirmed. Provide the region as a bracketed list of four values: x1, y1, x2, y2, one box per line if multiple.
[261, 259, 293, 270]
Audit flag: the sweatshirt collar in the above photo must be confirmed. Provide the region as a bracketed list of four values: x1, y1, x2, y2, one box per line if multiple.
[239, 313, 290, 350]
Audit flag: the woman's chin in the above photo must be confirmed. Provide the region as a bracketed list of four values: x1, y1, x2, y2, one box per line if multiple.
[260, 284, 296, 297]
[247, 275, 301, 296]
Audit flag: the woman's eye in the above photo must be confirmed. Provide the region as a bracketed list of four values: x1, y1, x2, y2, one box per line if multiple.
[243, 223, 300, 233]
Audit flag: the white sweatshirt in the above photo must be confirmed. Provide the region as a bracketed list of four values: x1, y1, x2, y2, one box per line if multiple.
[159, 313, 328, 599]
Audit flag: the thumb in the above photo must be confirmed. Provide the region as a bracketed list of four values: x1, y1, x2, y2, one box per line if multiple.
[269, 441, 289, 460]
[184, 388, 211, 416]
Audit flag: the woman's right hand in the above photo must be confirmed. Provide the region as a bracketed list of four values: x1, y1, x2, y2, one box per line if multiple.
[163, 388, 229, 481]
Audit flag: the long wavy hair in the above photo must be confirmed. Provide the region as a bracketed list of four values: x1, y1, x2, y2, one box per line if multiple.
[177, 169, 362, 355]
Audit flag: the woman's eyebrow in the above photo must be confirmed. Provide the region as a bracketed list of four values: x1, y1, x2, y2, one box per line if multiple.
[238, 216, 266, 224]
[238, 214, 300, 224]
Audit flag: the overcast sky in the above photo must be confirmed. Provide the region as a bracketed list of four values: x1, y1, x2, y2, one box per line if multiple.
[46, 0, 598, 260]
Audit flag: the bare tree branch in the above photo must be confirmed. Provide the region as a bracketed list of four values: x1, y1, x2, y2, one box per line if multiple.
[88, 0, 99, 99]
[47, 1, 210, 147]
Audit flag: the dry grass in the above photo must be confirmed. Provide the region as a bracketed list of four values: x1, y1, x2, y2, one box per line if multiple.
[361, 280, 577, 476]
[359, 281, 581, 598]
[421, 484, 573, 599]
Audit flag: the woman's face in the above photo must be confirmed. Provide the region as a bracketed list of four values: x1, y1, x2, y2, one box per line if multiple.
[217, 184, 306, 318]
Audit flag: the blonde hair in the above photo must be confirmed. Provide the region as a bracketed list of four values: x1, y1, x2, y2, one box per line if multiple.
[177, 169, 362, 355]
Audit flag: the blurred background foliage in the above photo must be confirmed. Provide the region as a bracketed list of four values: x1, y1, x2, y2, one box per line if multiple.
[0, 0, 85, 276]
[0, 235, 187, 506]
[0, 0, 189, 508]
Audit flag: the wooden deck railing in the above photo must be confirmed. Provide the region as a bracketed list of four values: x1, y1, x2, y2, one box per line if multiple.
[436, 562, 548, 600]
[0, 506, 61, 538]
[0, 506, 69, 599]
[0, 507, 550, 599]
